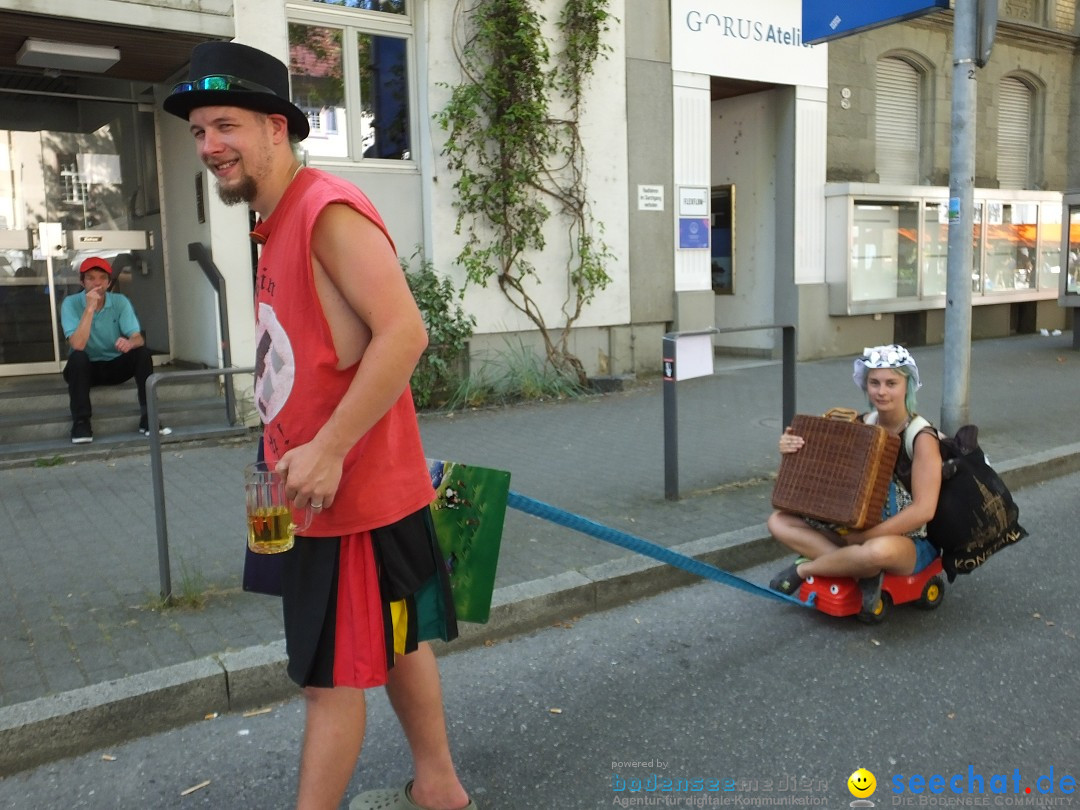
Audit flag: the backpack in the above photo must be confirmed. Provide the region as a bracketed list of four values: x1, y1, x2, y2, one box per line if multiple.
[899, 417, 1028, 582]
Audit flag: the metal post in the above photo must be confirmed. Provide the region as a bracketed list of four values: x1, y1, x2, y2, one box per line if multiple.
[661, 325, 796, 500]
[781, 325, 796, 429]
[147, 373, 171, 599]
[187, 243, 239, 425]
[147, 366, 255, 600]
[942, 0, 978, 435]
[663, 335, 679, 501]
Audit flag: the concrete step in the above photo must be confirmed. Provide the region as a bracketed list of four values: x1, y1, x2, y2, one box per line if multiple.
[0, 423, 255, 469]
[0, 397, 229, 443]
[0, 369, 245, 448]
[0, 374, 220, 413]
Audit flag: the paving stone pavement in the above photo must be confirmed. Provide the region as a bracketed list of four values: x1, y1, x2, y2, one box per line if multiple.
[0, 332, 1077, 710]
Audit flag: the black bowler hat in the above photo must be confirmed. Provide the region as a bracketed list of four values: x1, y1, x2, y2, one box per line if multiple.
[164, 41, 309, 140]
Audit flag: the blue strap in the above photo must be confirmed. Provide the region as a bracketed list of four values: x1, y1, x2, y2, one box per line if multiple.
[507, 491, 810, 608]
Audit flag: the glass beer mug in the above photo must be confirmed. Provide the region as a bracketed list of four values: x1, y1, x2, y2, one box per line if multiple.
[244, 461, 313, 554]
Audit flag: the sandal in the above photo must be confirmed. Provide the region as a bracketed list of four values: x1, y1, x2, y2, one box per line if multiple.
[350, 781, 477, 810]
[769, 558, 807, 595]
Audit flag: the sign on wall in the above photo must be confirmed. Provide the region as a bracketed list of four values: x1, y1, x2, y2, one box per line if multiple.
[671, 0, 828, 88]
[638, 185, 665, 211]
[678, 186, 709, 217]
[678, 218, 710, 249]
[802, 0, 950, 45]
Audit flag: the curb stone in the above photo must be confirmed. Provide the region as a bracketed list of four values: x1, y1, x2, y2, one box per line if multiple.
[0, 526, 784, 777]
[1, 446, 1076, 776]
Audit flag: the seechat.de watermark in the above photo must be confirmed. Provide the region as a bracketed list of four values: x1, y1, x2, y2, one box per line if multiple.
[889, 766, 1076, 806]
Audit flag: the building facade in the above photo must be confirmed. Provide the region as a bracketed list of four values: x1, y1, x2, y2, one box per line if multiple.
[0, 0, 1075, 394]
[648, 0, 1076, 361]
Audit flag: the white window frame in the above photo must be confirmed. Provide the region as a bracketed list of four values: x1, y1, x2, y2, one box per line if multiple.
[287, 2, 417, 166]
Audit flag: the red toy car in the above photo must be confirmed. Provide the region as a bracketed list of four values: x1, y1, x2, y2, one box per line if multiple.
[797, 557, 946, 623]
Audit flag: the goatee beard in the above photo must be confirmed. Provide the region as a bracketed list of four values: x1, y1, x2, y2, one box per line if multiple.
[217, 176, 257, 206]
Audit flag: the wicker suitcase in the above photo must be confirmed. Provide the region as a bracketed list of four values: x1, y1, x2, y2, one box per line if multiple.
[771, 408, 900, 530]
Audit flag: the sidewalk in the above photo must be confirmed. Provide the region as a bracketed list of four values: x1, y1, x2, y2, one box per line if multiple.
[1, 333, 1078, 773]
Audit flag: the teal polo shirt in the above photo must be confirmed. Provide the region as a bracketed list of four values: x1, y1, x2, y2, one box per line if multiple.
[60, 291, 142, 362]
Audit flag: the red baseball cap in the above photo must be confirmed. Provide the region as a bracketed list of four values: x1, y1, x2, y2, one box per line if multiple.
[79, 257, 113, 275]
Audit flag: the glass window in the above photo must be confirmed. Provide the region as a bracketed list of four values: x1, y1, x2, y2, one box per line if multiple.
[1067, 206, 1080, 295]
[357, 32, 411, 159]
[710, 185, 734, 295]
[305, 0, 406, 13]
[1038, 203, 1061, 291]
[59, 157, 89, 205]
[984, 202, 1037, 292]
[971, 203, 984, 293]
[851, 201, 920, 301]
[288, 15, 413, 162]
[289, 24, 349, 159]
[923, 202, 948, 296]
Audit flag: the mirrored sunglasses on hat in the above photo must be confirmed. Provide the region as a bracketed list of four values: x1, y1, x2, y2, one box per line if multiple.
[170, 74, 278, 97]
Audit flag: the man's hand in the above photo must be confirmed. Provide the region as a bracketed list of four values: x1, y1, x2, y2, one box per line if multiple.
[84, 288, 103, 311]
[275, 438, 345, 513]
[115, 336, 135, 353]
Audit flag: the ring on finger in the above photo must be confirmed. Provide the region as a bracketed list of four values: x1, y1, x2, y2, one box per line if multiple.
[311, 502, 324, 509]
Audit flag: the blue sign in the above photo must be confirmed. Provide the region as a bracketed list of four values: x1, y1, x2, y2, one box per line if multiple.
[679, 218, 710, 250]
[802, 0, 949, 45]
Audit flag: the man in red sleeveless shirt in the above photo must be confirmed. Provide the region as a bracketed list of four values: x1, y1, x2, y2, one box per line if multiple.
[166, 42, 474, 810]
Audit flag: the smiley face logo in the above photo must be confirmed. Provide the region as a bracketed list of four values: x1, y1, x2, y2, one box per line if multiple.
[848, 768, 876, 798]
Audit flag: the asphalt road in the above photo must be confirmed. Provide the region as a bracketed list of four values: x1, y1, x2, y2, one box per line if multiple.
[1, 472, 1077, 810]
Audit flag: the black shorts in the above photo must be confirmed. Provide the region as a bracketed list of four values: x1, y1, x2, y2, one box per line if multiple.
[280, 506, 458, 689]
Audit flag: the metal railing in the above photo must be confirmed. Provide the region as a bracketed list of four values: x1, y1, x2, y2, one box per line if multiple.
[663, 325, 796, 500]
[147, 367, 254, 599]
[187, 242, 240, 426]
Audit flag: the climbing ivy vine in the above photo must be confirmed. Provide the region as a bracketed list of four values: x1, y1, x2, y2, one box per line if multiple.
[437, 0, 614, 384]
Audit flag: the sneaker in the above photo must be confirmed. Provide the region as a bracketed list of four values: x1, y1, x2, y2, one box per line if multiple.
[71, 421, 93, 444]
[858, 572, 885, 614]
[769, 557, 809, 595]
[138, 421, 173, 437]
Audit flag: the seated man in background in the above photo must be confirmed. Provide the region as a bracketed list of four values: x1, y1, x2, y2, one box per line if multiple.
[60, 256, 170, 444]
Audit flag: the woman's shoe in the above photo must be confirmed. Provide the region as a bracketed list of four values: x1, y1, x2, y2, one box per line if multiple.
[769, 557, 808, 595]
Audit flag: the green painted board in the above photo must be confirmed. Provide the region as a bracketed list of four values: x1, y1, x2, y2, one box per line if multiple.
[427, 459, 511, 623]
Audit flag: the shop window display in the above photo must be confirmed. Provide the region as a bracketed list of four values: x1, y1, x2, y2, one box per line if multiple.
[827, 186, 1063, 315]
[1038, 202, 1063, 291]
[851, 201, 920, 301]
[1068, 206, 1080, 295]
[984, 202, 1037, 292]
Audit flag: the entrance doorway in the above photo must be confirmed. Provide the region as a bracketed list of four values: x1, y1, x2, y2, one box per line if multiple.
[0, 84, 168, 376]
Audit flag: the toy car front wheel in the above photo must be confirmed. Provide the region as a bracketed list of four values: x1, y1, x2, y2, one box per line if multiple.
[857, 592, 891, 624]
[916, 576, 946, 610]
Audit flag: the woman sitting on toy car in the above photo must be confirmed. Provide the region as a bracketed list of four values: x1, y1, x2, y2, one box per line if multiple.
[767, 344, 942, 613]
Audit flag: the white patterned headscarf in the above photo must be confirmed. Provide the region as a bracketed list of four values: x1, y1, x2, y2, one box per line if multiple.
[852, 344, 922, 392]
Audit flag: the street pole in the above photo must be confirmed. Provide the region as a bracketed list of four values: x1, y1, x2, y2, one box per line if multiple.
[942, 0, 978, 434]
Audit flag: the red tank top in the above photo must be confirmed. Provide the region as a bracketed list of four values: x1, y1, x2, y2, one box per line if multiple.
[251, 168, 434, 535]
